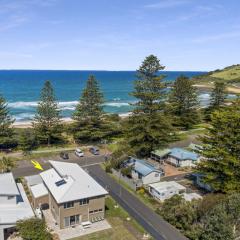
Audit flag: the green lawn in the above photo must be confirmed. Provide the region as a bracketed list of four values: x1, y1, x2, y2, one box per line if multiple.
[70, 197, 151, 240]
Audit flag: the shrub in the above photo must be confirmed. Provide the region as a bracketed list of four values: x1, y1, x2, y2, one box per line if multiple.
[16, 218, 52, 240]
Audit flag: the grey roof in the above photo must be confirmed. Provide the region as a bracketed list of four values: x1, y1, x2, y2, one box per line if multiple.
[149, 181, 186, 192]
[30, 183, 48, 198]
[0, 183, 34, 224]
[40, 161, 108, 204]
[24, 174, 43, 188]
[0, 173, 19, 196]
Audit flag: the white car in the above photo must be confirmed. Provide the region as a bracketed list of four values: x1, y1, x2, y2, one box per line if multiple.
[75, 148, 84, 157]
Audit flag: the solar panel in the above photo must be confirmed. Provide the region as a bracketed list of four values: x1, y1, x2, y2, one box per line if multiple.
[55, 179, 66, 186]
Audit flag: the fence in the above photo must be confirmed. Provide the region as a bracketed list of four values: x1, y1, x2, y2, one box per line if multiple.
[112, 169, 142, 191]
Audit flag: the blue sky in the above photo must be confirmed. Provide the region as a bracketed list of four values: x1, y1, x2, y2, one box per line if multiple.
[0, 0, 239, 71]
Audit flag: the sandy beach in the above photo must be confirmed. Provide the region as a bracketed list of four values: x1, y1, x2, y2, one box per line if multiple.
[12, 113, 132, 128]
[194, 84, 240, 94]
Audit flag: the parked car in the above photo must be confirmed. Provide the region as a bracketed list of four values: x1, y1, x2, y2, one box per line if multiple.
[89, 146, 100, 155]
[60, 151, 69, 159]
[75, 148, 84, 157]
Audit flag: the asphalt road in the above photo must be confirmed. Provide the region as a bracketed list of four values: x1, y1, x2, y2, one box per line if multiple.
[87, 164, 187, 240]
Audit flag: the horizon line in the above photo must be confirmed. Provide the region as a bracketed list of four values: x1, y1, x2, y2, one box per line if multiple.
[0, 68, 209, 72]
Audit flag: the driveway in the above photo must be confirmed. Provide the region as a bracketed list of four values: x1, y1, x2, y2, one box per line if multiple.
[86, 165, 187, 240]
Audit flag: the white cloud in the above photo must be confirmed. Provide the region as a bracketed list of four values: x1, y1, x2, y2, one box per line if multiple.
[0, 0, 60, 32]
[144, 0, 190, 9]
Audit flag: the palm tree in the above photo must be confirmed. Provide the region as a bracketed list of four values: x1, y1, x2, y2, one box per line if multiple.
[0, 156, 15, 173]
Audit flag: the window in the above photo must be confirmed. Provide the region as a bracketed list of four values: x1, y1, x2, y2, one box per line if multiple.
[64, 201, 74, 209]
[8, 196, 14, 200]
[79, 198, 89, 205]
[90, 209, 103, 214]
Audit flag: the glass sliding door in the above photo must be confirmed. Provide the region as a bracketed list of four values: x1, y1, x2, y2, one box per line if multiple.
[64, 217, 70, 227]
[65, 215, 81, 227]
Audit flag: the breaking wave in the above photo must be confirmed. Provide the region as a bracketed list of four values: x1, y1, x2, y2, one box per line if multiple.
[8, 100, 133, 109]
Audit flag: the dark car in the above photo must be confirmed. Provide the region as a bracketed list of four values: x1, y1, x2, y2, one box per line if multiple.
[89, 146, 100, 155]
[60, 152, 69, 159]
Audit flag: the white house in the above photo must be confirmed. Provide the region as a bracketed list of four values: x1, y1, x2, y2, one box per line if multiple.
[166, 148, 200, 167]
[0, 173, 34, 240]
[129, 158, 164, 185]
[148, 181, 186, 201]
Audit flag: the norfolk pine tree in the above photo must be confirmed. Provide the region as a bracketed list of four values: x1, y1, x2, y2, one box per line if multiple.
[210, 81, 226, 109]
[73, 75, 104, 122]
[197, 101, 240, 193]
[169, 75, 200, 129]
[205, 81, 227, 120]
[0, 94, 15, 149]
[131, 54, 166, 114]
[73, 75, 114, 142]
[33, 81, 62, 146]
[126, 55, 174, 157]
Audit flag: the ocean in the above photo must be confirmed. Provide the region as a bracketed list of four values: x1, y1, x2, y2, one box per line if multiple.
[0, 70, 207, 122]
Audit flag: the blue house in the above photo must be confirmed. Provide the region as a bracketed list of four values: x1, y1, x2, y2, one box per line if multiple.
[166, 148, 200, 167]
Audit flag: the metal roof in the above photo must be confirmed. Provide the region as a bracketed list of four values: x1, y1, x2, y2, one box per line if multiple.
[30, 183, 48, 198]
[24, 174, 43, 188]
[151, 149, 171, 158]
[149, 181, 186, 192]
[0, 183, 34, 224]
[169, 148, 199, 161]
[40, 161, 108, 204]
[0, 172, 19, 196]
[133, 159, 161, 176]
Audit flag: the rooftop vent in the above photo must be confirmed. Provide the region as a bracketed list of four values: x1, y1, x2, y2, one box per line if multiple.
[55, 179, 66, 187]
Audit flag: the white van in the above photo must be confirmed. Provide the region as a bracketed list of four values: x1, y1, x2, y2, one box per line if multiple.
[75, 148, 84, 157]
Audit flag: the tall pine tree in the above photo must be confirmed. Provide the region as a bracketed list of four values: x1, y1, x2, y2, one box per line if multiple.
[168, 75, 200, 129]
[131, 54, 166, 114]
[197, 101, 240, 193]
[33, 81, 62, 146]
[73, 75, 104, 121]
[204, 81, 226, 121]
[0, 94, 15, 149]
[210, 81, 226, 109]
[72, 75, 113, 143]
[126, 55, 175, 157]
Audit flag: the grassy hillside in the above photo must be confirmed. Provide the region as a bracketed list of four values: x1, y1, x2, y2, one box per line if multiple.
[193, 64, 240, 84]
